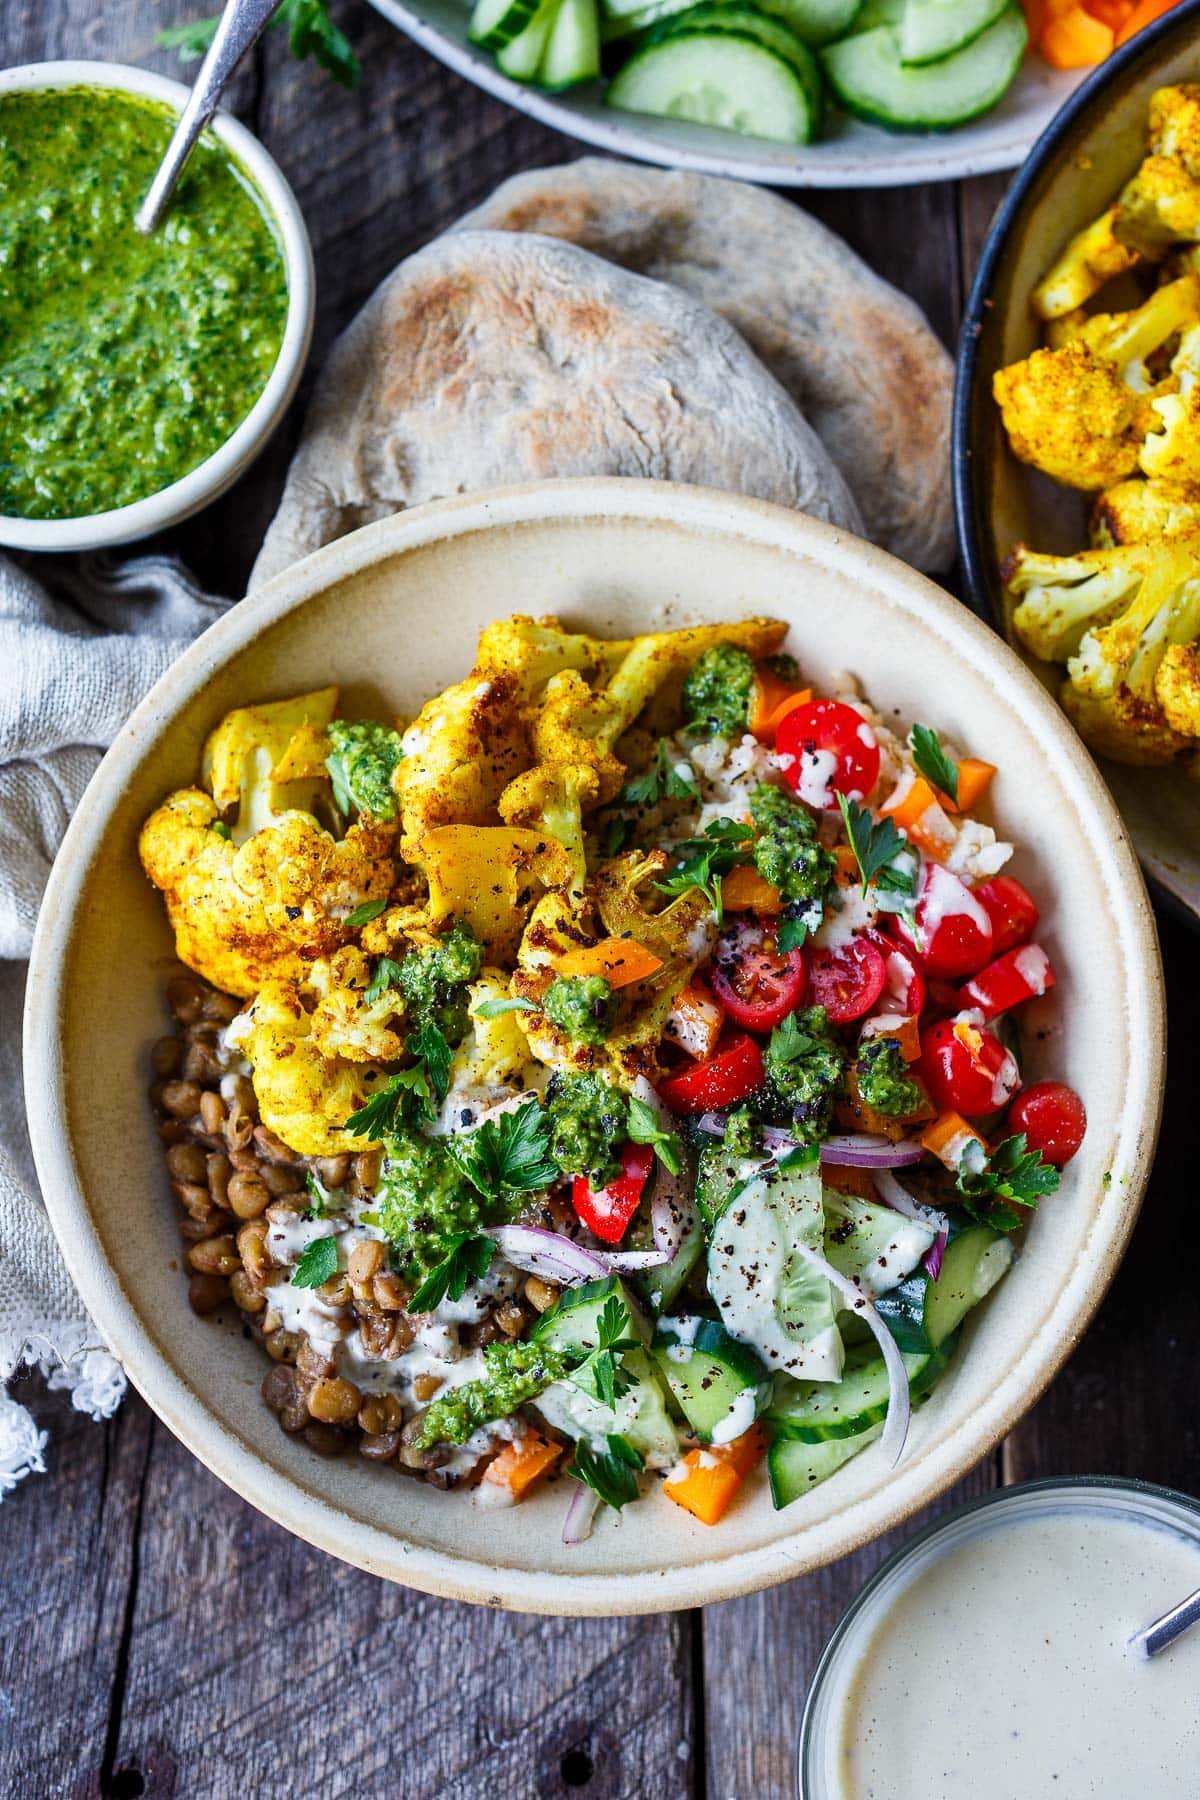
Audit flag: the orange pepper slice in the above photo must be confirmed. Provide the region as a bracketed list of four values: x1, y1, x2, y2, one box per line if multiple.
[555, 936, 663, 987]
[663, 1425, 767, 1526]
[1041, 4, 1114, 65]
[482, 1430, 561, 1501]
[1116, 0, 1181, 43]
[721, 865, 784, 913]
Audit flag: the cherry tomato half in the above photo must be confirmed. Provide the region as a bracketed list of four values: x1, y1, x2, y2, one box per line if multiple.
[572, 1143, 653, 1245]
[711, 921, 807, 1032]
[657, 1033, 765, 1114]
[957, 944, 1055, 1021]
[777, 699, 881, 810]
[919, 1018, 1020, 1117]
[974, 875, 1040, 955]
[1009, 1081, 1086, 1167]
[806, 934, 887, 1023]
[894, 863, 995, 980]
[864, 928, 927, 1020]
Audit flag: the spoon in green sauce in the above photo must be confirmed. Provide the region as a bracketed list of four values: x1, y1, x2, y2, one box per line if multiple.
[137, 0, 284, 233]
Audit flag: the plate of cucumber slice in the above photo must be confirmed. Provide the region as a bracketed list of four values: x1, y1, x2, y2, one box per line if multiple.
[367, 0, 1085, 187]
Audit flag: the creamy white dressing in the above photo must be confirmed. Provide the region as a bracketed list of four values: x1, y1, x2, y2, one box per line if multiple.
[794, 746, 840, 811]
[833, 1507, 1200, 1798]
[710, 1386, 760, 1446]
[816, 882, 879, 953]
[1012, 943, 1053, 993]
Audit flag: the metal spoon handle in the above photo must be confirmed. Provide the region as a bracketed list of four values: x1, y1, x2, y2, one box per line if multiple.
[136, 0, 284, 234]
[1129, 1583, 1200, 1659]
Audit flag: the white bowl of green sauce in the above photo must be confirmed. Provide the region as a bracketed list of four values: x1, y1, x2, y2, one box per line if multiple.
[0, 61, 314, 552]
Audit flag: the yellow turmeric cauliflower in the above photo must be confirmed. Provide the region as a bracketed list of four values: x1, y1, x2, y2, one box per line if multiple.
[306, 947, 407, 1064]
[235, 979, 393, 1156]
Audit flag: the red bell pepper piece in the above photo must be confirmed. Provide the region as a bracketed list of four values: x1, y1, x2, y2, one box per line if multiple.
[572, 1142, 653, 1244]
[956, 944, 1055, 1021]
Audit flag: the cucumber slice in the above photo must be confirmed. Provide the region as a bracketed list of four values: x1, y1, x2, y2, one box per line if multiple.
[536, 1345, 680, 1466]
[538, 0, 601, 87]
[531, 1274, 651, 1353]
[600, 0, 694, 43]
[654, 4, 823, 106]
[652, 1317, 772, 1442]
[496, 0, 559, 77]
[852, 0, 902, 24]
[820, 1, 1026, 131]
[900, 0, 1007, 65]
[634, 1218, 705, 1313]
[607, 31, 821, 145]
[768, 1419, 882, 1508]
[923, 1225, 1015, 1348]
[762, 0, 861, 45]
[469, 0, 542, 49]
[765, 1340, 943, 1442]
[822, 1187, 936, 1298]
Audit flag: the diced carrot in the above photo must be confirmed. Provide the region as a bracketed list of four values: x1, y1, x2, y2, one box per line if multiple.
[556, 936, 663, 987]
[482, 1430, 562, 1501]
[663, 1425, 767, 1526]
[721, 865, 784, 913]
[665, 981, 726, 1061]
[1083, 0, 1136, 28]
[749, 668, 813, 744]
[1115, 0, 1181, 41]
[861, 1011, 923, 1064]
[1040, 4, 1114, 65]
[952, 758, 997, 813]
[921, 1110, 984, 1170]
[834, 845, 860, 887]
[880, 774, 956, 860]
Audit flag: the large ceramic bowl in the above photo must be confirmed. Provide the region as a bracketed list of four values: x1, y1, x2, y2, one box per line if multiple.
[370, 0, 1083, 189]
[954, 1, 1200, 924]
[24, 480, 1164, 1614]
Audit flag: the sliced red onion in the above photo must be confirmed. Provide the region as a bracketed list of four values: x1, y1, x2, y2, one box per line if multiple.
[695, 1111, 728, 1138]
[632, 1077, 700, 1262]
[874, 1170, 950, 1234]
[819, 1133, 925, 1169]
[792, 1241, 912, 1468]
[486, 1226, 610, 1286]
[925, 1230, 948, 1282]
[603, 1249, 671, 1272]
[562, 1481, 600, 1545]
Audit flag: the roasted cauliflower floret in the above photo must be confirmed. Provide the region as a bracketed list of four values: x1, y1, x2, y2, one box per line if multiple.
[474, 614, 631, 701]
[237, 979, 392, 1155]
[1034, 88, 1200, 320]
[395, 670, 528, 855]
[455, 972, 537, 1088]
[1092, 479, 1200, 546]
[1155, 641, 1200, 736]
[416, 824, 574, 956]
[139, 797, 396, 998]
[1008, 538, 1200, 765]
[306, 946, 407, 1064]
[202, 687, 338, 844]
[498, 756, 600, 898]
[995, 277, 1200, 491]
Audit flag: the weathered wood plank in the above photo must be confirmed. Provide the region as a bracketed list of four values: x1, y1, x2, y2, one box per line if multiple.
[0, 1379, 153, 1800]
[100, 1412, 695, 1800]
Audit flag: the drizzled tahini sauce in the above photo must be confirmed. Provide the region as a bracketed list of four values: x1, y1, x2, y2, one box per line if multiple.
[837, 1508, 1200, 1798]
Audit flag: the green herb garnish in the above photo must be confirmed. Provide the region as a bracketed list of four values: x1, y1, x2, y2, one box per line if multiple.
[570, 1433, 645, 1511]
[159, 0, 361, 90]
[956, 1132, 1060, 1232]
[447, 1098, 559, 1200]
[627, 1094, 683, 1177]
[909, 724, 959, 805]
[292, 1235, 338, 1289]
[837, 794, 913, 899]
[409, 1233, 495, 1312]
[345, 897, 388, 928]
[621, 740, 700, 808]
[656, 816, 754, 919]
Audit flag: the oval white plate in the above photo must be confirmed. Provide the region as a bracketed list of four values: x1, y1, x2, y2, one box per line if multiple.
[370, 0, 1084, 188]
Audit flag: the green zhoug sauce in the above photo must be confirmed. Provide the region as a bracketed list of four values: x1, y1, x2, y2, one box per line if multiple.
[0, 88, 289, 520]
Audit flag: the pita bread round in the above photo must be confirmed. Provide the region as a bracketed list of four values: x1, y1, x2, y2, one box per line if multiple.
[457, 160, 955, 573]
[251, 228, 862, 589]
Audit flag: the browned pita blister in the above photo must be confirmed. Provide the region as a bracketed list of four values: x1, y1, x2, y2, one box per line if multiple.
[250, 229, 863, 588]
[457, 159, 955, 573]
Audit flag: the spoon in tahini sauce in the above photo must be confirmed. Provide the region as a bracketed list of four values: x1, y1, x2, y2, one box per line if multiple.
[136, 0, 285, 234]
[1129, 1582, 1200, 1658]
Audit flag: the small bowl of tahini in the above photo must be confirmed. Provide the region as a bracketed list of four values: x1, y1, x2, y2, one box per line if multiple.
[0, 60, 314, 552]
[800, 1476, 1200, 1797]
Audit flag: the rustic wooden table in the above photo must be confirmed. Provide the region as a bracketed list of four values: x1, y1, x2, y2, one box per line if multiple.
[3, 5, 1195, 1797]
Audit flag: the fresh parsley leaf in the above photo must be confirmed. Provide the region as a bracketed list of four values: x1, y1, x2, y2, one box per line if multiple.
[621, 740, 700, 808]
[599, 812, 633, 858]
[447, 1099, 559, 1199]
[364, 956, 404, 1006]
[292, 1234, 338, 1289]
[768, 1010, 819, 1066]
[345, 897, 388, 928]
[342, 1022, 451, 1137]
[656, 817, 754, 919]
[409, 1233, 495, 1311]
[627, 1094, 683, 1177]
[158, 0, 361, 89]
[910, 724, 959, 805]
[837, 794, 910, 898]
[570, 1433, 645, 1511]
[473, 996, 538, 1020]
[956, 1132, 1060, 1232]
[776, 914, 808, 953]
[572, 1296, 640, 1407]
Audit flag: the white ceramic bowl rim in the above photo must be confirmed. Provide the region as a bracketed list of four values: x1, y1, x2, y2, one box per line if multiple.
[23, 480, 1166, 1614]
[0, 60, 314, 553]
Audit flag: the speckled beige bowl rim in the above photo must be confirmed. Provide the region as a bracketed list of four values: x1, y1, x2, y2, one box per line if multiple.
[24, 479, 1165, 1614]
